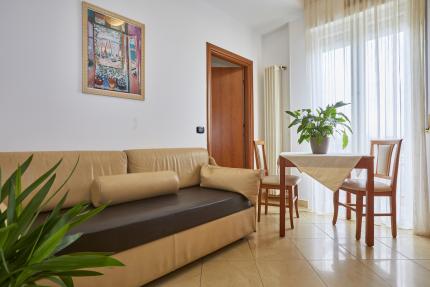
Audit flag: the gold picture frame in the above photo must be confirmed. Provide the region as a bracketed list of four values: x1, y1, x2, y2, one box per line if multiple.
[82, 2, 145, 100]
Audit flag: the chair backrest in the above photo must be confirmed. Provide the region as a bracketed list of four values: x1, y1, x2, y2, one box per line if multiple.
[253, 140, 268, 176]
[370, 139, 403, 188]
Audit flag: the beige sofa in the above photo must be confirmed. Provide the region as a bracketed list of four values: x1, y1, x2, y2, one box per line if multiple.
[0, 148, 258, 287]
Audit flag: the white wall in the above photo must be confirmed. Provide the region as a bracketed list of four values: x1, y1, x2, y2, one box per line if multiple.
[260, 18, 310, 153]
[288, 17, 311, 148]
[0, 0, 261, 151]
[262, 25, 290, 68]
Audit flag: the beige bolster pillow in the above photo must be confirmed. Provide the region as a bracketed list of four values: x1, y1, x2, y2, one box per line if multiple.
[91, 171, 179, 207]
[200, 165, 260, 204]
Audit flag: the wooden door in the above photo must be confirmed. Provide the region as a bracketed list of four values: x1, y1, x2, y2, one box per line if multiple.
[210, 67, 245, 168]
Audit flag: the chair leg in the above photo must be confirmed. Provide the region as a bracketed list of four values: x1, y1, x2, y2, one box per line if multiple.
[390, 194, 397, 238]
[294, 185, 300, 218]
[332, 190, 339, 225]
[288, 186, 294, 229]
[257, 188, 262, 222]
[346, 192, 352, 220]
[264, 189, 268, 214]
[355, 195, 363, 240]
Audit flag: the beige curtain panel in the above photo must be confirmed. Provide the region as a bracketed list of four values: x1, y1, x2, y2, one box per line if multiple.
[264, 66, 283, 175]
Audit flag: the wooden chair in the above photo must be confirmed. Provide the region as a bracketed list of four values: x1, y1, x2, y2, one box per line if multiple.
[253, 140, 301, 227]
[332, 139, 403, 240]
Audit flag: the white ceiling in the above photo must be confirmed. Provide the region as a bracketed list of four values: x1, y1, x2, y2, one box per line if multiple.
[202, 0, 304, 35]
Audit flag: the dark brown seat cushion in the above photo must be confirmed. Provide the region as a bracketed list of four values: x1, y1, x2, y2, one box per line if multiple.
[42, 186, 251, 254]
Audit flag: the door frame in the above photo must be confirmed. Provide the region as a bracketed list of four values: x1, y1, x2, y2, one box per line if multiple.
[206, 42, 254, 169]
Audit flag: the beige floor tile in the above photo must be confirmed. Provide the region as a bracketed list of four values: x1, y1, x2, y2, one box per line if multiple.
[259, 208, 322, 224]
[249, 231, 291, 244]
[249, 238, 304, 260]
[297, 211, 334, 223]
[374, 227, 414, 238]
[247, 229, 279, 242]
[256, 221, 279, 233]
[414, 260, 430, 271]
[256, 260, 325, 287]
[146, 261, 202, 287]
[336, 238, 407, 260]
[315, 222, 361, 240]
[317, 221, 414, 240]
[293, 238, 354, 260]
[310, 259, 389, 287]
[144, 213, 430, 286]
[363, 260, 430, 287]
[201, 260, 263, 287]
[285, 223, 328, 238]
[203, 239, 254, 261]
[377, 236, 430, 259]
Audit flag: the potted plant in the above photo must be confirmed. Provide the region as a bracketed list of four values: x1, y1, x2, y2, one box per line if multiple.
[0, 155, 123, 287]
[286, 101, 352, 154]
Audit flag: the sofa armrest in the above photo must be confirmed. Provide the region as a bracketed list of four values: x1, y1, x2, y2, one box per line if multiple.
[200, 165, 260, 204]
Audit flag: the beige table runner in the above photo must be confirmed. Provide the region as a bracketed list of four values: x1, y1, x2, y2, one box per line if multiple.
[280, 152, 363, 191]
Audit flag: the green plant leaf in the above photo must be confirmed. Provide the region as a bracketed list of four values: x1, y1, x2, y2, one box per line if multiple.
[30, 224, 69, 264]
[0, 248, 10, 274]
[338, 112, 351, 123]
[342, 130, 349, 149]
[14, 225, 70, 287]
[338, 122, 353, 133]
[4, 175, 57, 250]
[0, 157, 124, 286]
[30, 253, 124, 271]
[333, 101, 350, 109]
[288, 118, 300, 128]
[41, 158, 80, 210]
[15, 164, 23, 217]
[59, 276, 73, 287]
[285, 110, 297, 118]
[0, 223, 17, 247]
[16, 159, 62, 206]
[54, 233, 82, 254]
[6, 175, 17, 224]
[70, 205, 106, 229]
[287, 102, 352, 148]
[0, 167, 2, 198]
[45, 276, 71, 287]
[1, 155, 33, 203]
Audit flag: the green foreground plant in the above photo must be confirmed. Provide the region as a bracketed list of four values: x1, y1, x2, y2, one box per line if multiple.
[0, 156, 123, 287]
[286, 101, 352, 149]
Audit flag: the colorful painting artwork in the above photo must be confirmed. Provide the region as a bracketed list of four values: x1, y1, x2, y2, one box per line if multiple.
[83, 2, 145, 100]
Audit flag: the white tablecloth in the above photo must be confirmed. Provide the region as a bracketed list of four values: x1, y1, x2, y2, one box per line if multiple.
[280, 152, 363, 191]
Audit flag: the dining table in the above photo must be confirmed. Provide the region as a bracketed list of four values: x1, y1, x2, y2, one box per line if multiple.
[278, 153, 375, 247]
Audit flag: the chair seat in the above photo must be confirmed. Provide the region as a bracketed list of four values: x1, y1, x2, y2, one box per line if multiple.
[341, 178, 392, 193]
[261, 175, 301, 186]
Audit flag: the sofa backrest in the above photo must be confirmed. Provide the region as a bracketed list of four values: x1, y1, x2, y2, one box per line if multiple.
[0, 151, 127, 211]
[125, 148, 209, 188]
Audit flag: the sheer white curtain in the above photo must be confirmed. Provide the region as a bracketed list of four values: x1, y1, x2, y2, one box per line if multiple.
[304, 0, 429, 232]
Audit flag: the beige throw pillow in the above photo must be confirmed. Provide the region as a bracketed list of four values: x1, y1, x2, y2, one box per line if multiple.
[200, 165, 260, 204]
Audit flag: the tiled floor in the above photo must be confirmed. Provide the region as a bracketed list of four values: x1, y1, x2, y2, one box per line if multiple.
[147, 208, 430, 287]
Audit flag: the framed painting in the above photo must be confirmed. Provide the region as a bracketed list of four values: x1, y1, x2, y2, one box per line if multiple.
[82, 2, 145, 100]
